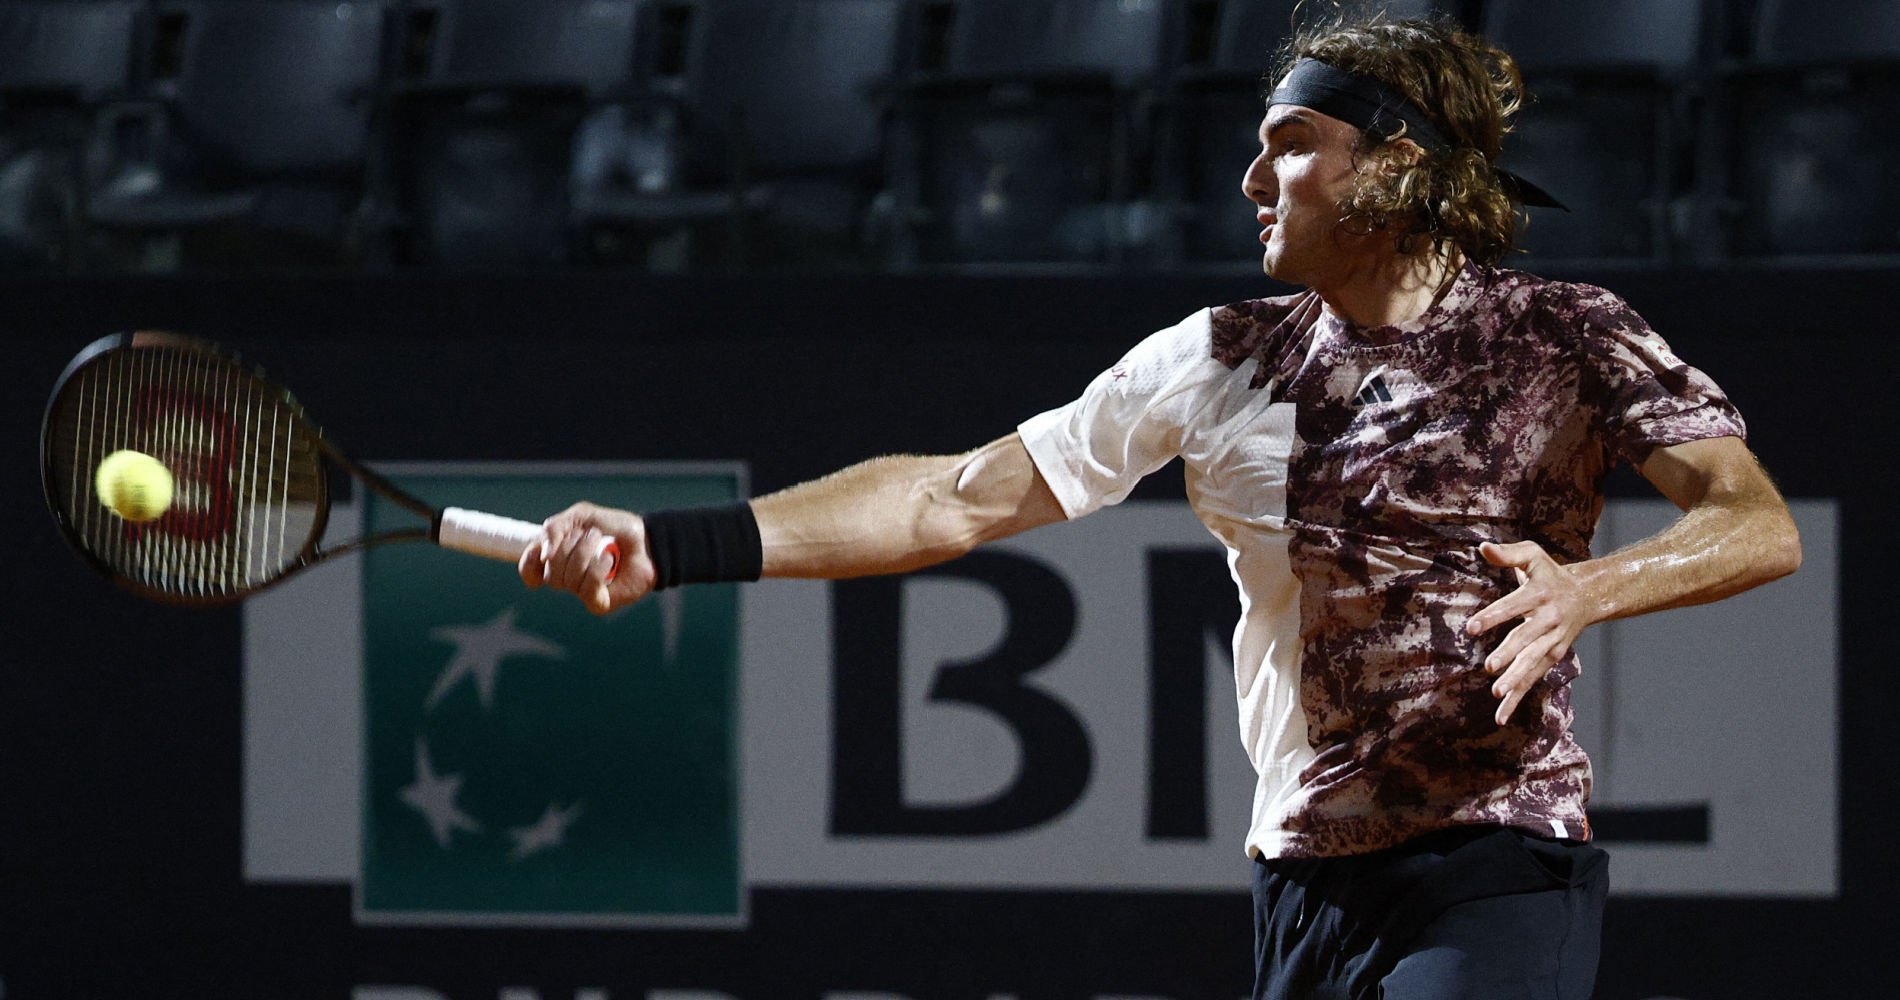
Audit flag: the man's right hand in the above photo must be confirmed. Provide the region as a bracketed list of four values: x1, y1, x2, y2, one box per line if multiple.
[520, 501, 658, 615]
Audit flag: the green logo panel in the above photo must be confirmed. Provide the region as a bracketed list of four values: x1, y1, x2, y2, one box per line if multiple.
[359, 465, 744, 926]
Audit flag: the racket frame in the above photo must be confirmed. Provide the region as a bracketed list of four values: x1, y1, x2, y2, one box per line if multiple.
[42, 331, 483, 606]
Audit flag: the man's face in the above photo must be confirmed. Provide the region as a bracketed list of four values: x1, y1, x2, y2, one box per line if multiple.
[1241, 102, 1367, 288]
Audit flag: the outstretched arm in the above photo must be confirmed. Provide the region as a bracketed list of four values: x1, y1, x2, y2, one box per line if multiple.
[522, 432, 1067, 614]
[1467, 435, 1803, 725]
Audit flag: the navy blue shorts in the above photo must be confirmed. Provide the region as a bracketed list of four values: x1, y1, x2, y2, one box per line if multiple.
[1252, 825, 1609, 1000]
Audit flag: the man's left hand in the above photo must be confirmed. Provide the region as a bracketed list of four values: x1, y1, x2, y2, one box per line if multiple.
[1466, 540, 1596, 726]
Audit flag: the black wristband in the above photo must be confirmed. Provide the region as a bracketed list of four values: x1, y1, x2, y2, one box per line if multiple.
[641, 502, 763, 590]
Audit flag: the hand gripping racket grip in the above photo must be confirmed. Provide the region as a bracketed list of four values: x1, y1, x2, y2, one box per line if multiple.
[437, 508, 619, 581]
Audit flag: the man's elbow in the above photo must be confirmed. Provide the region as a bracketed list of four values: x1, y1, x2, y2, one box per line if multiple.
[1713, 460, 1802, 586]
[1773, 520, 1803, 580]
[1758, 507, 1803, 583]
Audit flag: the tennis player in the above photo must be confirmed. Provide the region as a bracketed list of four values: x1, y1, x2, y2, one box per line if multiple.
[526, 14, 1801, 999]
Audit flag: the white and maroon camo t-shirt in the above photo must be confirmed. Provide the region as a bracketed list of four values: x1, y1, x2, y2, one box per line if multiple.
[1018, 264, 1746, 860]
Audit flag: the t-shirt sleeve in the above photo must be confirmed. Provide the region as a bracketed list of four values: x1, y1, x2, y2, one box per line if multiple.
[1018, 308, 1229, 519]
[1571, 288, 1748, 467]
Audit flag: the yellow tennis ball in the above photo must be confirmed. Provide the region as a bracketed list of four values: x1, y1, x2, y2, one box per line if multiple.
[95, 449, 174, 523]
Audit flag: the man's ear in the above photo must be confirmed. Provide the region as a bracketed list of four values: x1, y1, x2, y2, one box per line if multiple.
[1355, 136, 1426, 183]
[1387, 136, 1427, 169]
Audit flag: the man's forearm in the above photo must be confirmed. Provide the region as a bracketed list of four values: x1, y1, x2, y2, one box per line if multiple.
[1574, 489, 1802, 625]
[753, 434, 1065, 580]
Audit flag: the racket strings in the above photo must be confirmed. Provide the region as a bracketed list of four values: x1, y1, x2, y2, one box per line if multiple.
[48, 342, 324, 601]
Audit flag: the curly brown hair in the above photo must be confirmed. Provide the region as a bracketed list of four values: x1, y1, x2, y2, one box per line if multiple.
[1270, 12, 1528, 266]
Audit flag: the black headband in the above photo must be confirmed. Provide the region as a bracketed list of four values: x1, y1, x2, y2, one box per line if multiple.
[1267, 58, 1566, 210]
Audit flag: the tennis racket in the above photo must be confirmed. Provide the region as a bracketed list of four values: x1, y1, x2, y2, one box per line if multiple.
[41, 331, 615, 606]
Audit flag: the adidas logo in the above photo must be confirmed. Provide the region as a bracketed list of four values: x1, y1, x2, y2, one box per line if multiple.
[1351, 374, 1394, 408]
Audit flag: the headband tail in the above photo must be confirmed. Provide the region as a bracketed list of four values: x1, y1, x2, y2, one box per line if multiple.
[1496, 169, 1568, 211]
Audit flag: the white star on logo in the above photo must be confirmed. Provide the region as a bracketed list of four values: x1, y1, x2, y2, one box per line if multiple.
[399, 739, 483, 848]
[425, 607, 566, 710]
[508, 800, 585, 862]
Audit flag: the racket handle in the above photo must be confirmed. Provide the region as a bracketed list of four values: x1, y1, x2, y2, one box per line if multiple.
[437, 507, 619, 581]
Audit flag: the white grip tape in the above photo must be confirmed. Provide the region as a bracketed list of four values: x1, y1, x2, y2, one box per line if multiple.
[437, 507, 540, 563]
[437, 507, 618, 571]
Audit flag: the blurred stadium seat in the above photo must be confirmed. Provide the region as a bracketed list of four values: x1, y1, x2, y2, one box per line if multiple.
[82, 0, 385, 270]
[1717, 0, 1900, 258]
[0, 0, 142, 270]
[1484, 0, 1709, 265]
[572, 0, 908, 271]
[385, 0, 641, 267]
[884, 0, 1173, 268]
